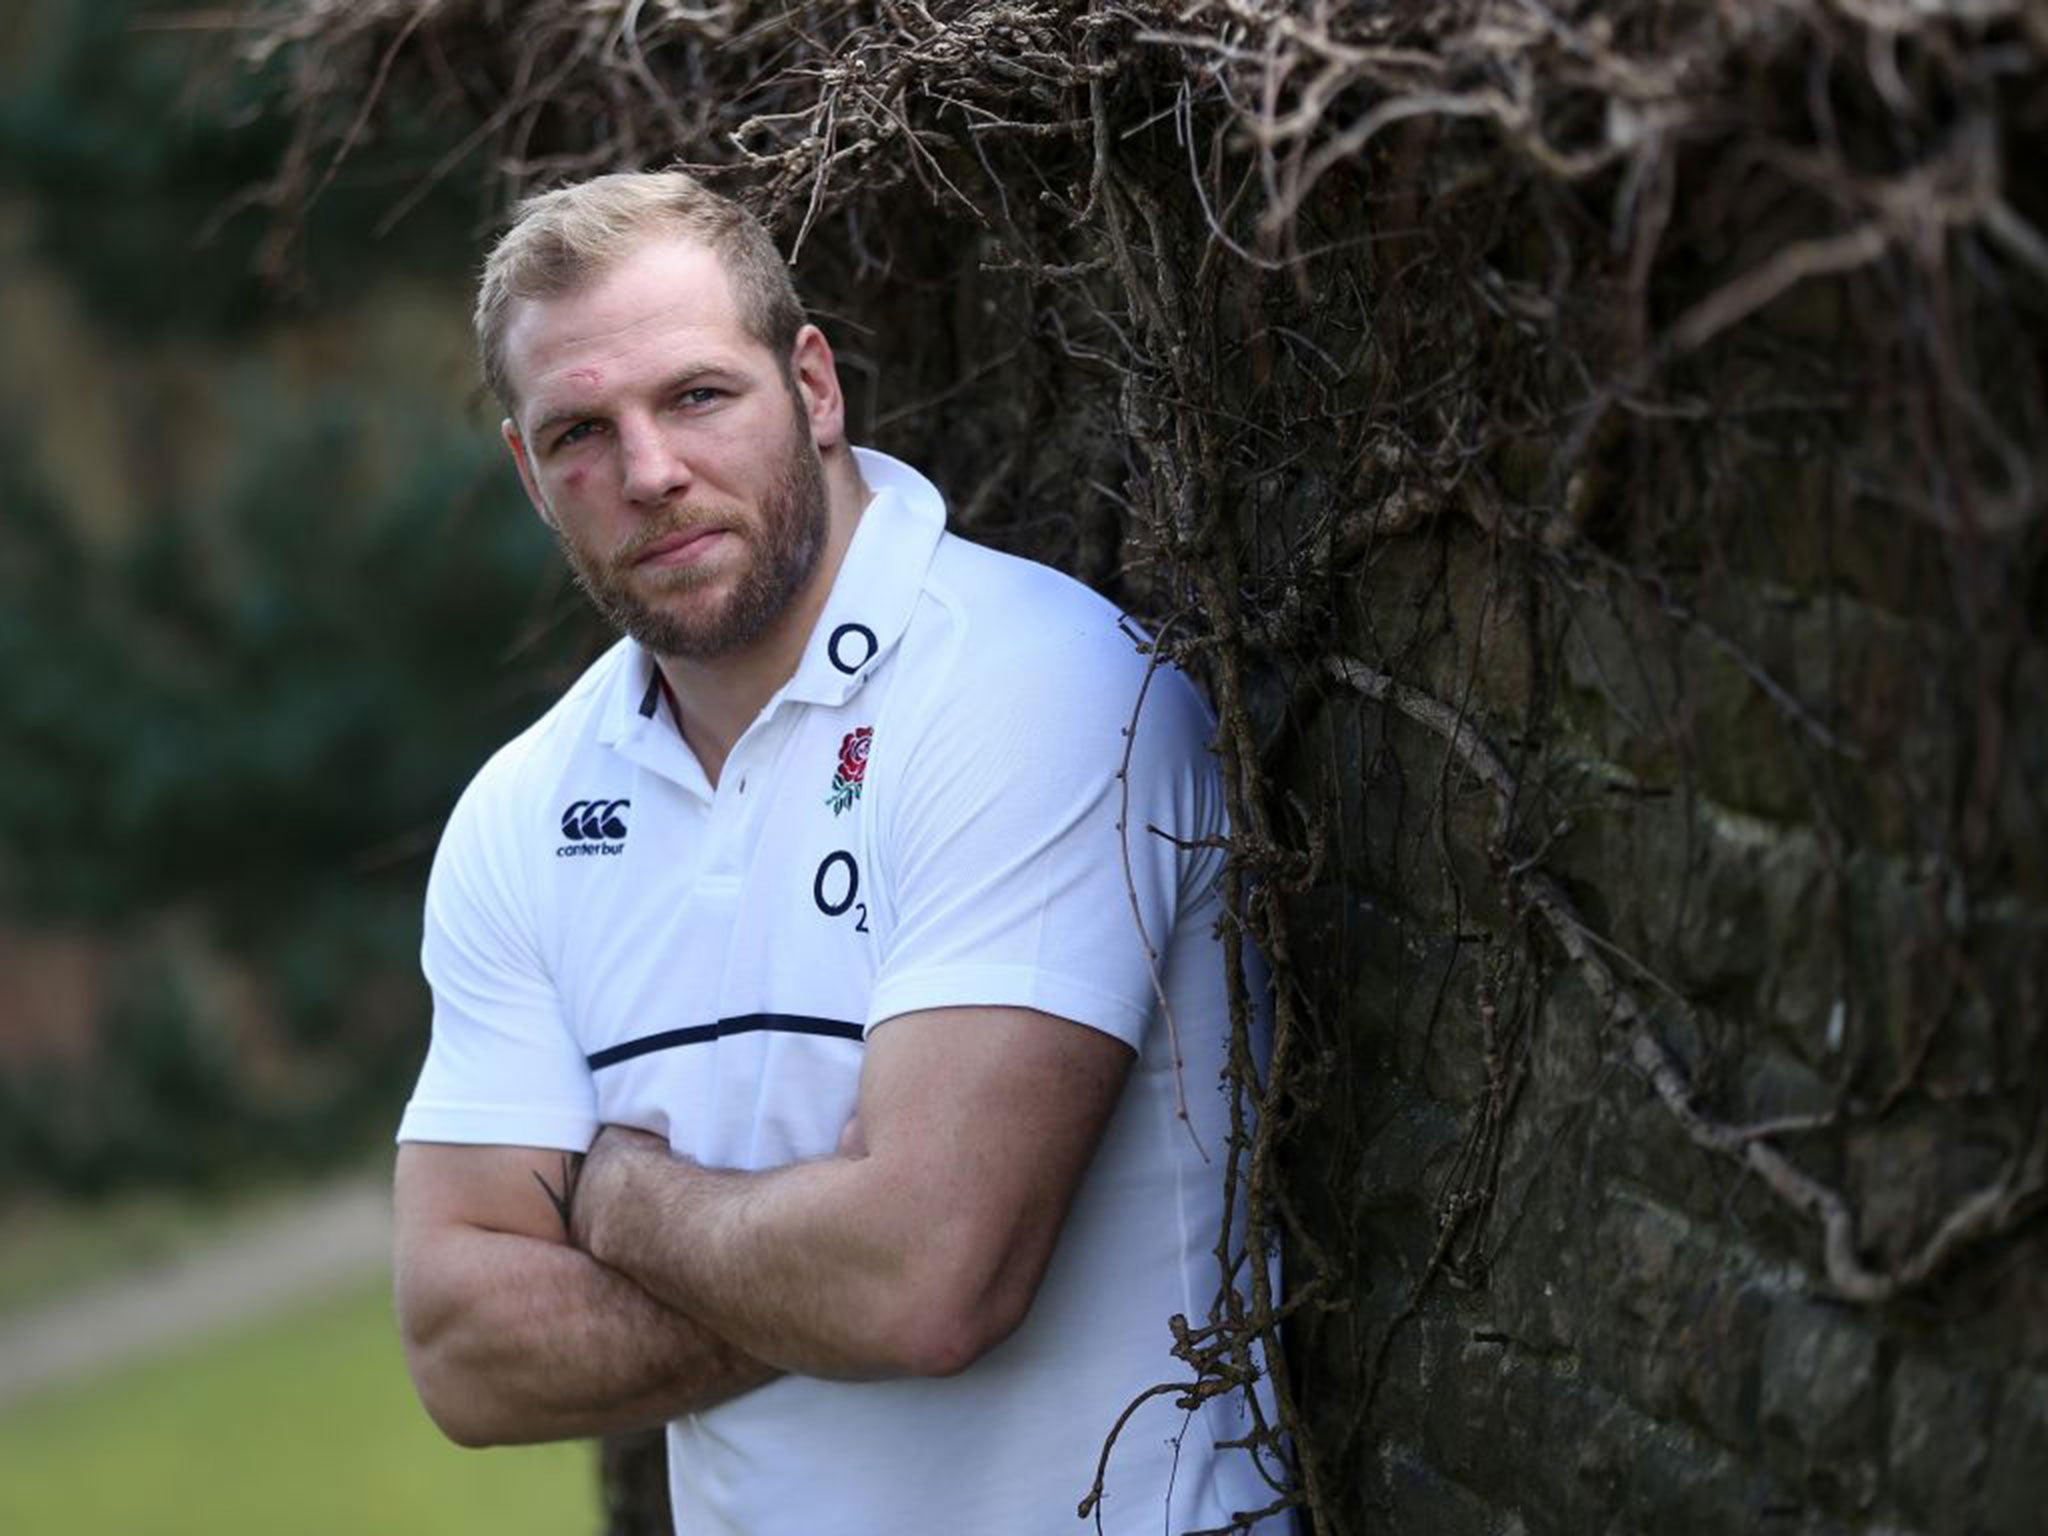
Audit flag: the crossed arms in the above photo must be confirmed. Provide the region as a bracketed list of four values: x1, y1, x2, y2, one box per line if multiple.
[394, 1004, 1132, 1446]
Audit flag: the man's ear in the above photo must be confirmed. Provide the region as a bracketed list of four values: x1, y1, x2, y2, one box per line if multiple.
[502, 419, 556, 528]
[788, 324, 846, 451]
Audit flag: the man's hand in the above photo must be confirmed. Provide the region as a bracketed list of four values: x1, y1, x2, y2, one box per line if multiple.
[570, 1123, 670, 1257]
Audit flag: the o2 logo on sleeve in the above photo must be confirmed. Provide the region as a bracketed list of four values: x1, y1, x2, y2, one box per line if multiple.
[813, 850, 868, 932]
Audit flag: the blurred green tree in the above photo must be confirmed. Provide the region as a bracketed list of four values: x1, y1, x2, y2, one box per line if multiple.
[0, 0, 591, 1196]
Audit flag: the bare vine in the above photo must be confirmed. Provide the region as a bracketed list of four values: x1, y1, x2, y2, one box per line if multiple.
[1327, 653, 2048, 1304]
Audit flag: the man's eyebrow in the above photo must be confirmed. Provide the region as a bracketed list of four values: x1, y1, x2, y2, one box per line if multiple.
[528, 403, 595, 440]
[527, 365, 742, 440]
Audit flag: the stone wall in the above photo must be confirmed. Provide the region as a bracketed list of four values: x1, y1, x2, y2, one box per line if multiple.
[1294, 536, 2048, 1531]
[1275, 376, 2048, 1535]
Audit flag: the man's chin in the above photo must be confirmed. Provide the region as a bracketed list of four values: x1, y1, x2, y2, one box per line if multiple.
[620, 608, 724, 660]
[604, 565, 727, 628]
[616, 590, 771, 663]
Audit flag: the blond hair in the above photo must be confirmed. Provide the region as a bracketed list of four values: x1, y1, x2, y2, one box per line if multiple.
[474, 169, 804, 413]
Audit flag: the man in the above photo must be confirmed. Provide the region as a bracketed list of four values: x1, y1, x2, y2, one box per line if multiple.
[395, 168, 1285, 1535]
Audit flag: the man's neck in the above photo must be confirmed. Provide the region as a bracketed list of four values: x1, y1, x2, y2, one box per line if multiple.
[655, 627, 809, 786]
[656, 452, 870, 787]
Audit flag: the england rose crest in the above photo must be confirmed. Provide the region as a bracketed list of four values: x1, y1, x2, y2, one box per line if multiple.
[826, 726, 873, 815]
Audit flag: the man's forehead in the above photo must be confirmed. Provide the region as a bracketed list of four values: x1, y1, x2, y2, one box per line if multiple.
[507, 237, 731, 339]
[501, 237, 754, 408]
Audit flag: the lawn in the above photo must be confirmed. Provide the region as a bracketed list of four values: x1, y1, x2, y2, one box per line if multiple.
[0, 1186, 274, 1316]
[0, 1280, 596, 1535]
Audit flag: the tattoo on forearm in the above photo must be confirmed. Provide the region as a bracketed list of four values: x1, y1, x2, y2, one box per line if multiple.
[532, 1152, 584, 1238]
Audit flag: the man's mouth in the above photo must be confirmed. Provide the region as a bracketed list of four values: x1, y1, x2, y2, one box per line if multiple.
[632, 526, 728, 569]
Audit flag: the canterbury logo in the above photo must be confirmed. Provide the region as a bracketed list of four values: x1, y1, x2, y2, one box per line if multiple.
[560, 798, 630, 842]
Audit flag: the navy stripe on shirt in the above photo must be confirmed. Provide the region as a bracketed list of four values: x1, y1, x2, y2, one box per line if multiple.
[587, 1012, 865, 1070]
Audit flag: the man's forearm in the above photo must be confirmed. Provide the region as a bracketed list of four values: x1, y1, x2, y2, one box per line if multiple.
[399, 1222, 778, 1445]
[573, 1142, 921, 1379]
[567, 1010, 1130, 1383]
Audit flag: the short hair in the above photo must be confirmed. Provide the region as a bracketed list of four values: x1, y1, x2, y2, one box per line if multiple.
[474, 169, 805, 415]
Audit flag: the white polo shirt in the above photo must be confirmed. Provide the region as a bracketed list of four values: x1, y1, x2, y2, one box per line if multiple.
[402, 450, 1288, 1535]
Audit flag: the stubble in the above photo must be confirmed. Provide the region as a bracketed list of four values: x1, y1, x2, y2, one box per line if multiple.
[558, 409, 830, 661]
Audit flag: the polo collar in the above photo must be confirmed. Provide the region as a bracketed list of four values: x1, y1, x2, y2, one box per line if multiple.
[595, 642, 710, 796]
[778, 447, 946, 708]
[595, 447, 947, 784]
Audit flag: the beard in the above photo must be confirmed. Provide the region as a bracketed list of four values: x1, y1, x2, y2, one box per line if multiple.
[555, 410, 830, 661]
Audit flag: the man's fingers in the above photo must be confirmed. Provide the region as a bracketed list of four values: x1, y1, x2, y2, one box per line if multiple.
[836, 1114, 868, 1158]
[592, 1122, 668, 1158]
[576, 1124, 671, 1255]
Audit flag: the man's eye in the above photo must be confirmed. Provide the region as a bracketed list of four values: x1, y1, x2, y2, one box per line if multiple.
[676, 387, 722, 408]
[555, 421, 599, 449]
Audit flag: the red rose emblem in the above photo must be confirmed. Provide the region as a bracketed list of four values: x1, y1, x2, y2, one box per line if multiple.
[826, 726, 874, 815]
[838, 726, 873, 786]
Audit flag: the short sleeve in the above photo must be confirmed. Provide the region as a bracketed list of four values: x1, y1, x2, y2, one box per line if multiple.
[865, 622, 1224, 1049]
[398, 757, 598, 1151]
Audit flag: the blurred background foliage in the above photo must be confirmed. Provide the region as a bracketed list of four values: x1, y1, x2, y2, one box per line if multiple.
[0, 0, 586, 1197]
[0, 0, 479, 333]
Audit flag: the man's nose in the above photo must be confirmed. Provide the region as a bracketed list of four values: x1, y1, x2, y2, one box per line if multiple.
[617, 417, 692, 506]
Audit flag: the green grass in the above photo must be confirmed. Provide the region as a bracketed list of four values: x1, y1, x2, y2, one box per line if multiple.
[0, 1188, 237, 1316]
[0, 1281, 597, 1535]
[0, 1171, 386, 1317]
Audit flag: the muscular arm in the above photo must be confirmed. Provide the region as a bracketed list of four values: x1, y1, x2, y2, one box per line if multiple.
[393, 1142, 778, 1446]
[571, 1005, 1132, 1380]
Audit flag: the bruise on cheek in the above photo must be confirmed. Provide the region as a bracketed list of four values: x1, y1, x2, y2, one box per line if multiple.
[565, 467, 588, 490]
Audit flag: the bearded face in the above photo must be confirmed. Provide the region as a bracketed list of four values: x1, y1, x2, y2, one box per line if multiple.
[503, 237, 849, 671]
[552, 394, 830, 661]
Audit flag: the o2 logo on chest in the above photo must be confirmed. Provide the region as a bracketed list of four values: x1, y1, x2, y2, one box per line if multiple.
[813, 850, 869, 933]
